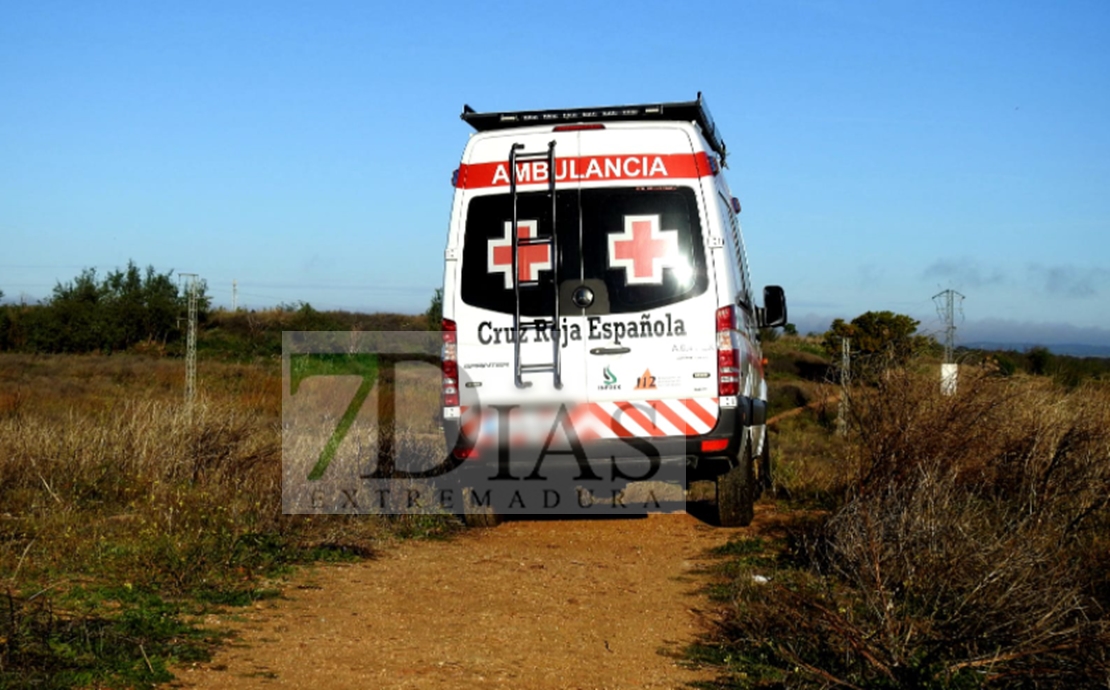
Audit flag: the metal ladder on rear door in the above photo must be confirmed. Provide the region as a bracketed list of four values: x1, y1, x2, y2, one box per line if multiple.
[509, 141, 561, 389]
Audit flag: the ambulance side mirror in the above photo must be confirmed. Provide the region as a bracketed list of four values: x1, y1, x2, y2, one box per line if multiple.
[760, 286, 787, 328]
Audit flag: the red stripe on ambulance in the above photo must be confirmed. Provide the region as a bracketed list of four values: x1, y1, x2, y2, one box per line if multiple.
[683, 398, 719, 429]
[650, 399, 695, 435]
[458, 398, 719, 445]
[456, 152, 712, 189]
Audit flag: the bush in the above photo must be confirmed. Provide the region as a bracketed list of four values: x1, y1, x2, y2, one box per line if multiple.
[0, 262, 208, 355]
[425, 288, 443, 329]
[822, 311, 937, 375]
[198, 306, 432, 360]
[706, 368, 1110, 688]
[0, 263, 436, 359]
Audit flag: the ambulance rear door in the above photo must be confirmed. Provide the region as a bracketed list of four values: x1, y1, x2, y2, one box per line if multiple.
[574, 125, 721, 440]
[452, 129, 589, 444]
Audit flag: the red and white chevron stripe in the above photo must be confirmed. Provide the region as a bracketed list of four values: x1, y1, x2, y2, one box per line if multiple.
[459, 398, 719, 446]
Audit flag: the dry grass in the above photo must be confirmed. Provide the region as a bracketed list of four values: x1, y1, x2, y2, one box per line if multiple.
[281, 359, 450, 514]
[764, 384, 848, 507]
[703, 366, 1110, 689]
[0, 353, 453, 687]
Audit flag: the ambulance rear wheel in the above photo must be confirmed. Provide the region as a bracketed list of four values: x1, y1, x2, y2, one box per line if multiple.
[715, 440, 756, 527]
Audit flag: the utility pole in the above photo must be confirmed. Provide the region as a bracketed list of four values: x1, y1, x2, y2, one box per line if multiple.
[837, 337, 850, 437]
[180, 273, 199, 411]
[232, 279, 238, 311]
[933, 289, 965, 395]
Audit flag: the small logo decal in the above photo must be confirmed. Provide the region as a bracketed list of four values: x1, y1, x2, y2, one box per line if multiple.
[635, 369, 657, 390]
[598, 365, 621, 391]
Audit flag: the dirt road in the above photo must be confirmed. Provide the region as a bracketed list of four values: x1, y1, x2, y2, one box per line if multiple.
[175, 512, 751, 689]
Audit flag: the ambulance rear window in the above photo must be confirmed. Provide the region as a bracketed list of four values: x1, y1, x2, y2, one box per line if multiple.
[459, 191, 578, 317]
[460, 187, 706, 315]
[580, 187, 707, 313]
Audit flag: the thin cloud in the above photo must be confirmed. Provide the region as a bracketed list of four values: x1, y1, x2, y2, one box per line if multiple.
[1027, 264, 1110, 298]
[857, 263, 885, 289]
[787, 313, 1110, 348]
[922, 258, 1006, 288]
[957, 317, 1110, 348]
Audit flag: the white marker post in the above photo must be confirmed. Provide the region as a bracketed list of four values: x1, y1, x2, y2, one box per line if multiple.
[941, 363, 958, 396]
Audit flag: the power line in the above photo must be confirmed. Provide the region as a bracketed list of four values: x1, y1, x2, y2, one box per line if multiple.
[203, 281, 434, 294]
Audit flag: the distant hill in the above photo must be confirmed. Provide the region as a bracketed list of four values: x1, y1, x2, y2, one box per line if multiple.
[962, 342, 1110, 358]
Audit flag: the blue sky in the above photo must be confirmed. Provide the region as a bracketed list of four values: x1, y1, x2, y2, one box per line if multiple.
[2, 0, 1108, 346]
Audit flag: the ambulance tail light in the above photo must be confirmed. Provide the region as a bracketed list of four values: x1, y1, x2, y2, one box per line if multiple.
[442, 319, 459, 407]
[701, 438, 729, 453]
[553, 124, 605, 132]
[716, 306, 739, 396]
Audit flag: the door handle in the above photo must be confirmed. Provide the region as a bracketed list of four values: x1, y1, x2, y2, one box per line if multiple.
[589, 347, 631, 356]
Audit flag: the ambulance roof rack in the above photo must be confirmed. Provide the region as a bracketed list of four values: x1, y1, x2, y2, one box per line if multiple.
[461, 92, 728, 165]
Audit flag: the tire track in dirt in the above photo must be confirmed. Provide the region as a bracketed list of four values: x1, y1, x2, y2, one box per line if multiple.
[174, 512, 753, 690]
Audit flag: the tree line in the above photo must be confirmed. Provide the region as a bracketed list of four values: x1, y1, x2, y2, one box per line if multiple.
[0, 264, 438, 358]
[0, 262, 210, 353]
[3, 269, 1106, 383]
[808, 310, 1110, 384]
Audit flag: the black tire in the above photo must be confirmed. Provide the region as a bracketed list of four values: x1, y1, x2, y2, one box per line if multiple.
[460, 486, 502, 528]
[715, 437, 756, 527]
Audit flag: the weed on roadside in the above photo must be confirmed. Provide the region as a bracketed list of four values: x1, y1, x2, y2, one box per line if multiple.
[2, 586, 223, 689]
[0, 354, 448, 688]
[691, 367, 1110, 689]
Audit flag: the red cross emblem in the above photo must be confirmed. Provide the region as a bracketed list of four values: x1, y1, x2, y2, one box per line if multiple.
[488, 220, 552, 289]
[607, 215, 680, 285]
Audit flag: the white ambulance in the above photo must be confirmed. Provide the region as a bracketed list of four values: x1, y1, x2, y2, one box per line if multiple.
[439, 95, 786, 526]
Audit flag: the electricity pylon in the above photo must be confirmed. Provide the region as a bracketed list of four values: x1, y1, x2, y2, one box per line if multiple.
[932, 289, 965, 364]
